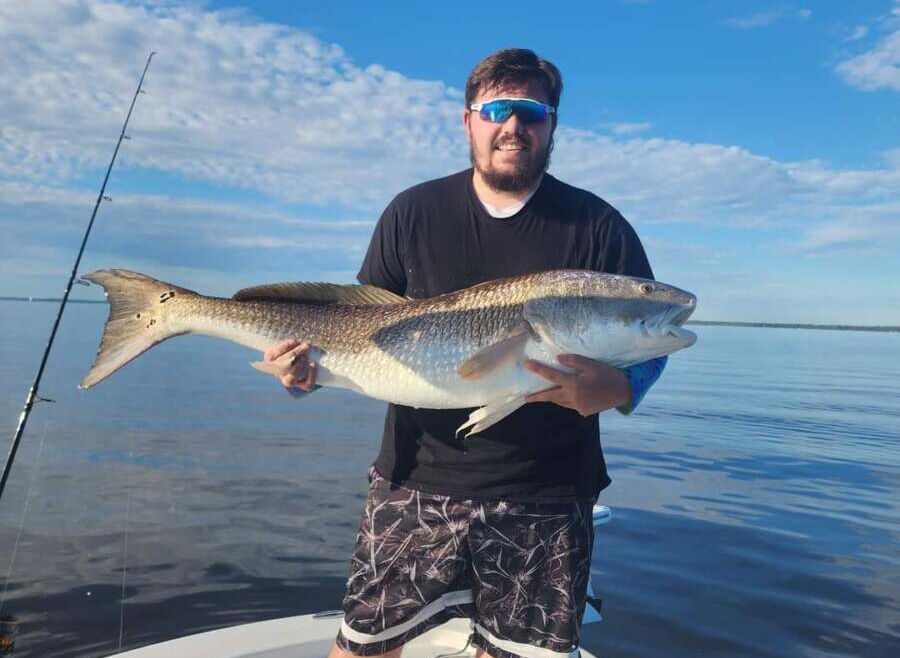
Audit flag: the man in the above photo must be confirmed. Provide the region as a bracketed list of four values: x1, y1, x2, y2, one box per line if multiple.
[266, 49, 666, 658]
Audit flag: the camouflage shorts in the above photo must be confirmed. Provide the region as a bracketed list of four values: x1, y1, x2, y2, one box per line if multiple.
[336, 467, 595, 658]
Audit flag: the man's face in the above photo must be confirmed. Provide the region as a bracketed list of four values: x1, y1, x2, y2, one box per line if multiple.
[465, 78, 556, 194]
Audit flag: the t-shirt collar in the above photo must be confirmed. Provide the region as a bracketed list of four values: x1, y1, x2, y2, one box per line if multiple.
[472, 173, 543, 219]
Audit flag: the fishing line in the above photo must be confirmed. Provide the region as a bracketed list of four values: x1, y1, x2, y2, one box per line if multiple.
[0, 414, 52, 617]
[117, 461, 133, 652]
[0, 51, 156, 505]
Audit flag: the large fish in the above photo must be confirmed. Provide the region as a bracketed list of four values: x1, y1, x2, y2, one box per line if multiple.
[80, 269, 697, 435]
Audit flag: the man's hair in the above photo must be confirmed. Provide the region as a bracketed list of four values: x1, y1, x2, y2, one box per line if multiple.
[465, 48, 563, 108]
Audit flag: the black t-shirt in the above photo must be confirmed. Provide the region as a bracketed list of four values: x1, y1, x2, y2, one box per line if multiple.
[358, 168, 654, 501]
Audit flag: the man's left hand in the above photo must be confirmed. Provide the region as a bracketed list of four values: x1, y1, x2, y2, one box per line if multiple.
[524, 354, 631, 416]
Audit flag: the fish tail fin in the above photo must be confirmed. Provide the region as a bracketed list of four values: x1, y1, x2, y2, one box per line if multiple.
[79, 269, 197, 389]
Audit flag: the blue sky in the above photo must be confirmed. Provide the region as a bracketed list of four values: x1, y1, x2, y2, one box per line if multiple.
[1, 0, 898, 324]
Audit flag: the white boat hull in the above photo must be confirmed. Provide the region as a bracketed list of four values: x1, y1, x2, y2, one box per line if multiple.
[110, 614, 600, 658]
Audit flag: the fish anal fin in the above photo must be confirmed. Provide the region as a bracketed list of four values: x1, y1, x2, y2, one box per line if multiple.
[233, 282, 405, 306]
[249, 343, 318, 377]
[457, 322, 531, 380]
[456, 395, 528, 438]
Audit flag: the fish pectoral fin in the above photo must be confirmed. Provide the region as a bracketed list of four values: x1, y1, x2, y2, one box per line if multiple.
[249, 360, 284, 376]
[456, 394, 528, 438]
[457, 322, 531, 380]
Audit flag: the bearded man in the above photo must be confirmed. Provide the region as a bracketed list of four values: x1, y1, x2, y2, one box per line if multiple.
[267, 48, 667, 658]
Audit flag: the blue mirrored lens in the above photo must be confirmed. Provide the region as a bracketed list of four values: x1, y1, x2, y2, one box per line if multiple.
[480, 100, 548, 124]
[481, 102, 513, 122]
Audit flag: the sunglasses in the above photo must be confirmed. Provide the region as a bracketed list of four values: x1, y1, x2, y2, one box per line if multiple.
[468, 97, 556, 124]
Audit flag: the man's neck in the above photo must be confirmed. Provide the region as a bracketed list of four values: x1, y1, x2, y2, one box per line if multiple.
[472, 170, 542, 209]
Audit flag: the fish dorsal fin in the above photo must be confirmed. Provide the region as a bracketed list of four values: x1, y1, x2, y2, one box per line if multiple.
[232, 282, 406, 305]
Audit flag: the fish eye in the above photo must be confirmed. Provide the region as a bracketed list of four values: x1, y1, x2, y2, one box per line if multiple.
[639, 283, 654, 295]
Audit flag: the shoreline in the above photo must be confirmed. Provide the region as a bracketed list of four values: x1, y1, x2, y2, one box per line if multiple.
[686, 320, 900, 333]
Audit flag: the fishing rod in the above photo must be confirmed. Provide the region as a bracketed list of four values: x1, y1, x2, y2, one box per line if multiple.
[0, 51, 156, 505]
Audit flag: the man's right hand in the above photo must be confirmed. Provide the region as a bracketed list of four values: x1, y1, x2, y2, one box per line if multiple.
[264, 338, 318, 394]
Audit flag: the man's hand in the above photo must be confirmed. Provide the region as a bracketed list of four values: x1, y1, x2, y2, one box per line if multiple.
[264, 338, 318, 395]
[524, 354, 631, 416]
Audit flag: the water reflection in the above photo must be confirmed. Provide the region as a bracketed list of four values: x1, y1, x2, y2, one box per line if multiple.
[582, 508, 899, 658]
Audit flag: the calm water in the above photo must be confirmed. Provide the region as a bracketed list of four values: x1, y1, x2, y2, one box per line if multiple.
[0, 300, 898, 657]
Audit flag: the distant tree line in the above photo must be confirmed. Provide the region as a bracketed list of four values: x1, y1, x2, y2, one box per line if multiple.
[687, 321, 899, 333]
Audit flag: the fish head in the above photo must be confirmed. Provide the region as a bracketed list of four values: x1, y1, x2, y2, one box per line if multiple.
[524, 271, 697, 366]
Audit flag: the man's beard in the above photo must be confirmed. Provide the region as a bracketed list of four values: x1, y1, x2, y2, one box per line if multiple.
[471, 136, 553, 194]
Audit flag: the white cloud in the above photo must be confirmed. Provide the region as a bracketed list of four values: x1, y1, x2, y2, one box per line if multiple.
[553, 131, 900, 226]
[0, 179, 380, 296]
[3, 0, 894, 235]
[222, 234, 370, 252]
[605, 122, 652, 135]
[883, 147, 900, 167]
[846, 25, 869, 42]
[800, 222, 884, 250]
[793, 201, 900, 250]
[725, 8, 812, 29]
[836, 6, 900, 91]
[0, 180, 372, 234]
[0, 0, 466, 210]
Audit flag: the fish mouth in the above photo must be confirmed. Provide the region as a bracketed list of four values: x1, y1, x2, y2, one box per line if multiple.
[643, 302, 697, 345]
[658, 301, 695, 327]
[666, 324, 697, 346]
[670, 305, 695, 326]
[664, 303, 697, 345]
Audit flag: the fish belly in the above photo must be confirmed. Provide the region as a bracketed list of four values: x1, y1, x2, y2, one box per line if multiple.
[315, 337, 562, 409]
